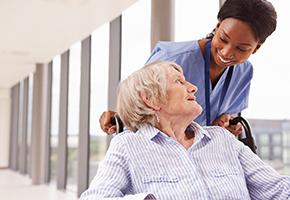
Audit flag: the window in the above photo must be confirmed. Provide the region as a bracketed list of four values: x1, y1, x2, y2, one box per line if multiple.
[283, 149, 290, 164]
[89, 23, 110, 182]
[26, 74, 34, 177]
[259, 134, 270, 146]
[259, 146, 270, 159]
[175, 0, 218, 41]
[283, 131, 290, 147]
[121, 0, 151, 80]
[50, 55, 61, 183]
[273, 146, 282, 158]
[243, 1, 290, 120]
[272, 134, 281, 145]
[67, 42, 81, 192]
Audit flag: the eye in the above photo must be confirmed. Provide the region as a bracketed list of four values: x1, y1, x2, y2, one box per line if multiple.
[236, 46, 248, 52]
[219, 36, 227, 43]
[176, 79, 184, 84]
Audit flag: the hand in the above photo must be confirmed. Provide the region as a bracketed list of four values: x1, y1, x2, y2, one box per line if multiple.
[212, 114, 242, 136]
[99, 111, 117, 135]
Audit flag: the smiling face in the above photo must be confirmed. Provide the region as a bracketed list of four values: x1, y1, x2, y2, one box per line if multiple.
[160, 67, 202, 120]
[211, 18, 260, 68]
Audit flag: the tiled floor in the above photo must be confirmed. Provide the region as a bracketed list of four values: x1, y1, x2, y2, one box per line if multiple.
[0, 169, 78, 200]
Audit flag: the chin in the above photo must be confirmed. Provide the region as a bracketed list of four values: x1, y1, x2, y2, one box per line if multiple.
[195, 106, 203, 118]
[190, 107, 202, 120]
[195, 104, 203, 113]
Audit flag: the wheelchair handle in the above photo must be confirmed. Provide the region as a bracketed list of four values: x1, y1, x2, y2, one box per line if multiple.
[229, 116, 257, 154]
[110, 114, 124, 133]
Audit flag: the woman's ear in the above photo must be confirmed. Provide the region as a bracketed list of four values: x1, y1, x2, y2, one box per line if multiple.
[140, 91, 161, 111]
[252, 43, 262, 54]
[216, 21, 221, 29]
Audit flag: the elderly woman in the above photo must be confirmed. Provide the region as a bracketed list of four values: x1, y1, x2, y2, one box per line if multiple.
[81, 61, 290, 200]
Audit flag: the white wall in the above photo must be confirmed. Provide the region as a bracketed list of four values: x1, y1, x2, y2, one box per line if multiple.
[0, 89, 11, 168]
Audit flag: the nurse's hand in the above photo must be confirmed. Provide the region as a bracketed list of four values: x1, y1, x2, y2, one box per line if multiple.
[212, 114, 242, 136]
[99, 111, 117, 135]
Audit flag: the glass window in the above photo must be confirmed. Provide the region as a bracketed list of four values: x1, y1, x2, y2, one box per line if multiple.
[259, 134, 270, 146]
[50, 55, 61, 184]
[283, 131, 290, 147]
[175, 0, 218, 41]
[273, 146, 282, 158]
[26, 74, 34, 177]
[18, 81, 24, 170]
[89, 23, 110, 182]
[121, 0, 151, 80]
[259, 146, 270, 159]
[242, 1, 290, 120]
[283, 148, 290, 164]
[67, 42, 81, 192]
[272, 133, 281, 145]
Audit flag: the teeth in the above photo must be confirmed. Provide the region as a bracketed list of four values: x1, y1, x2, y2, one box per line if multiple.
[218, 55, 231, 63]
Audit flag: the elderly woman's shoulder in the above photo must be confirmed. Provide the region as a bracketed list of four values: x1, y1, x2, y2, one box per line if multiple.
[203, 125, 235, 140]
[112, 129, 143, 142]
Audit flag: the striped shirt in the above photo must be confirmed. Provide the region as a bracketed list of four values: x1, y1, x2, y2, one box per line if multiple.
[80, 122, 290, 200]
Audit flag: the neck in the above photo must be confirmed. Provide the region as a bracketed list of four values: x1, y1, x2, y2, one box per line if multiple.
[156, 115, 194, 149]
[210, 64, 227, 88]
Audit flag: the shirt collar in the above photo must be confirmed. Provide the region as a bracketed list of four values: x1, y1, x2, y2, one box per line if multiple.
[137, 122, 212, 141]
[137, 124, 160, 140]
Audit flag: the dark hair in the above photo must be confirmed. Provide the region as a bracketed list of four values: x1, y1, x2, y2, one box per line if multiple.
[217, 0, 277, 43]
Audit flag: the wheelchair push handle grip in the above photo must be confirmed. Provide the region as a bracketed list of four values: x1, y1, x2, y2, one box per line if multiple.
[229, 116, 257, 154]
[229, 116, 242, 125]
[110, 114, 124, 133]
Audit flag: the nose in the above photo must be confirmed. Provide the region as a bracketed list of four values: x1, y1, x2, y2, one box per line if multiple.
[187, 82, 197, 94]
[220, 44, 234, 59]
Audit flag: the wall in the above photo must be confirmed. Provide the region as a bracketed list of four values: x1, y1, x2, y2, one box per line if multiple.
[0, 89, 11, 168]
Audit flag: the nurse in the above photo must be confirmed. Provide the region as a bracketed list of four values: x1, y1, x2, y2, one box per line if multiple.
[99, 0, 277, 136]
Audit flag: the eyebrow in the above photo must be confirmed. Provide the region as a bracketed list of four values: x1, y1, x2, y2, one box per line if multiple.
[221, 30, 253, 47]
[175, 74, 185, 81]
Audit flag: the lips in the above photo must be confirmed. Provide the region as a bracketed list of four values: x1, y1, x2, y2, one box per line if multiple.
[216, 50, 234, 65]
[187, 96, 196, 101]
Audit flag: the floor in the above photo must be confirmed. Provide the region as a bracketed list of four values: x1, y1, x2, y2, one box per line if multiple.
[0, 169, 78, 200]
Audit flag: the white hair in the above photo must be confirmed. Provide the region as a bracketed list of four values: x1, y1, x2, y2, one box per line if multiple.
[116, 61, 183, 132]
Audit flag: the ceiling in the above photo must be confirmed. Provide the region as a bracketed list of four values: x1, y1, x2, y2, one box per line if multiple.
[0, 0, 137, 88]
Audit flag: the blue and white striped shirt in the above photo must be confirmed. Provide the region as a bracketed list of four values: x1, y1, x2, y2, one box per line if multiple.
[80, 122, 290, 200]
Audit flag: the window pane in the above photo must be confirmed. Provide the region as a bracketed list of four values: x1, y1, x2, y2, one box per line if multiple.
[283, 148, 290, 164]
[259, 134, 269, 146]
[89, 23, 109, 182]
[243, 1, 290, 120]
[27, 74, 34, 177]
[283, 131, 290, 146]
[175, 0, 218, 41]
[260, 146, 270, 159]
[67, 42, 81, 192]
[121, 0, 151, 80]
[18, 81, 24, 170]
[273, 146, 282, 158]
[272, 134, 281, 145]
[50, 55, 61, 184]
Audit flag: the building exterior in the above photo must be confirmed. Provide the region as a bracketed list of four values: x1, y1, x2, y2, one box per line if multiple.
[249, 119, 290, 174]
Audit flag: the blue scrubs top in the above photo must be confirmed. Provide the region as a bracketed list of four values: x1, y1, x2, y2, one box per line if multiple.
[146, 40, 253, 125]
